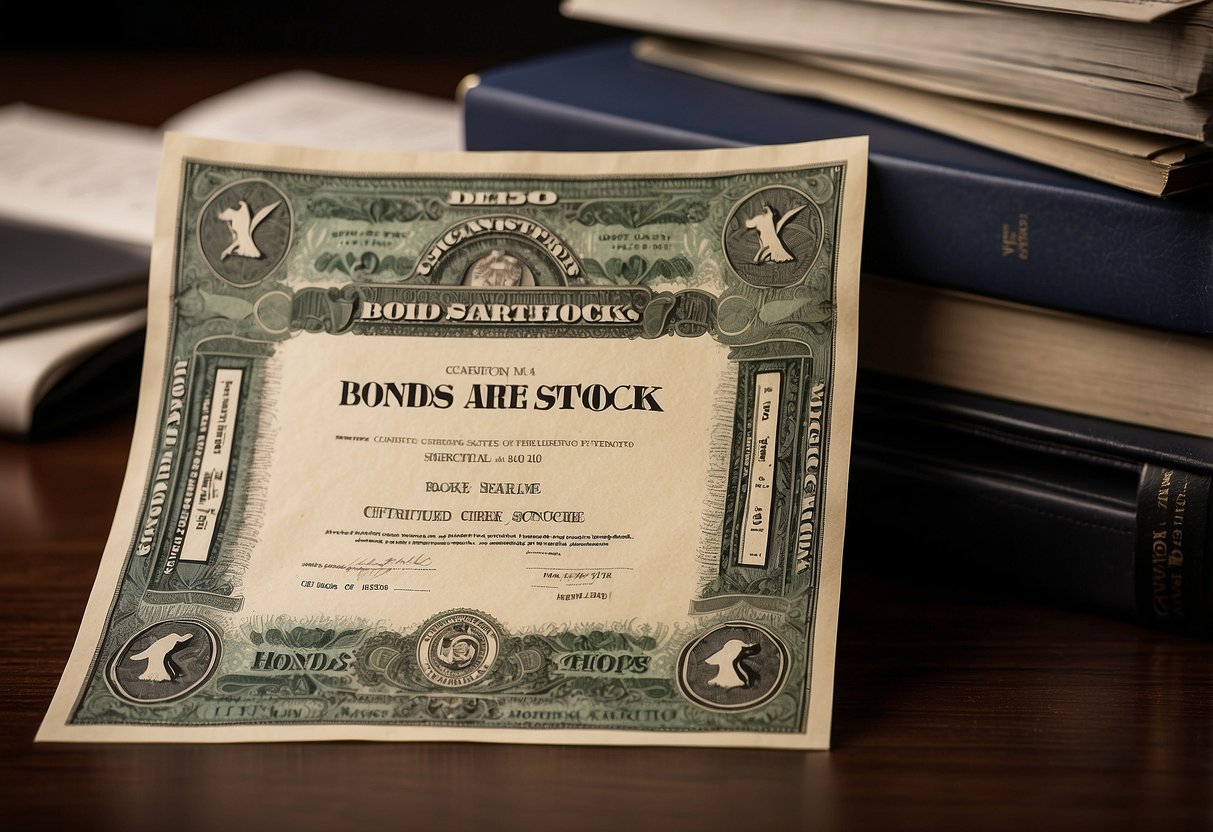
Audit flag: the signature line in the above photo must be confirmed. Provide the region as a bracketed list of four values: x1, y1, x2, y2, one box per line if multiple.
[525, 566, 633, 571]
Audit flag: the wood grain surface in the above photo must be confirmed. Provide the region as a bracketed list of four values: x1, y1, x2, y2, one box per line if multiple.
[2, 411, 1210, 831]
[0, 53, 1210, 832]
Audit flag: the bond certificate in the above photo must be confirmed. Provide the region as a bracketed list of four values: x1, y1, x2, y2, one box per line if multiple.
[40, 134, 866, 748]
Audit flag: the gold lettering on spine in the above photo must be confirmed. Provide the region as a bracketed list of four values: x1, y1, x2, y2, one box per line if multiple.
[1150, 469, 1188, 621]
[1000, 213, 1029, 261]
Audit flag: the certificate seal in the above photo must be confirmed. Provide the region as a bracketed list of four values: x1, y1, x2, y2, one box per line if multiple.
[722, 185, 823, 289]
[105, 619, 221, 705]
[677, 621, 789, 711]
[197, 178, 292, 286]
[415, 610, 502, 688]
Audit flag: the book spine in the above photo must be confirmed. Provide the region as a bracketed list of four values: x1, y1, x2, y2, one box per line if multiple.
[855, 276, 1213, 439]
[864, 162, 1213, 337]
[464, 84, 1213, 335]
[1135, 466, 1212, 636]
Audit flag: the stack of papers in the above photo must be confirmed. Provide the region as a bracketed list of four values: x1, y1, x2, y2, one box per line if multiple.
[565, 0, 1213, 195]
[0, 72, 461, 436]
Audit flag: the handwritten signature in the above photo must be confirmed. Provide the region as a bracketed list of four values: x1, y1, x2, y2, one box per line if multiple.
[345, 554, 435, 580]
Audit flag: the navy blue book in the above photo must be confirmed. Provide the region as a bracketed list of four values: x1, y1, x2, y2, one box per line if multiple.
[463, 40, 1213, 335]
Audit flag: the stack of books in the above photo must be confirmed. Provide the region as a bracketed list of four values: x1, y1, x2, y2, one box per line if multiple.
[459, 33, 1213, 637]
[566, 0, 1213, 196]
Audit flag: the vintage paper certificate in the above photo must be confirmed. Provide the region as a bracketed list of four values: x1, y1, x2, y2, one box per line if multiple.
[40, 134, 866, 747]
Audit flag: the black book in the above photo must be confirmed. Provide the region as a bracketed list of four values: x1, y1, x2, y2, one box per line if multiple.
[0, 219, 146, 336]
[848, 374, 1212, 638]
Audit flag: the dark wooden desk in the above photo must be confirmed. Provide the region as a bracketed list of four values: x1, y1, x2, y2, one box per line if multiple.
[1, 53, 1210, 832]
[3, 413, 1211, 830]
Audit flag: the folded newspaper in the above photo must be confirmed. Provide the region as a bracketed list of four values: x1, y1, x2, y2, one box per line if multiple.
[39, 134, 866, 748]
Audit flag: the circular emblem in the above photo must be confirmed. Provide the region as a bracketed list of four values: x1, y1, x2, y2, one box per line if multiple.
[722, 186, 824, 289]
[463, 249, 535, 287]
[677, 621, 789, 711]
[715, 295, 757, 336]
[414, 215, 574, 286]
[415, 610, 501, 688]
[106, 619, 221, 705]
[198, 178, 292, 286]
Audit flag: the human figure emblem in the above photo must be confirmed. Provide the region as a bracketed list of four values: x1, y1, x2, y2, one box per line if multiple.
[703, 638, 761, 689]
[217, 199, 282, 260]
[198, 179, 291, 285]
[464, 249, 533, 287]
[678, 622, 789, 711]
[128, 632, 194, 682]
[106, 619, 221, 704]
[744, 204, 806, 264]
[723, 185, 826, 288]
